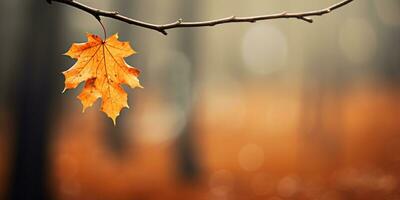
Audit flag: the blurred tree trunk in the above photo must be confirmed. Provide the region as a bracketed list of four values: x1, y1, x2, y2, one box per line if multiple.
[174, 0, 201, 181]
[299, 63, 344, 173]
[7, 1, 63, 199]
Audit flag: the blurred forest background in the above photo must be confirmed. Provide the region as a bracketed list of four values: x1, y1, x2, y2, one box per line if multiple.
[0, 0, 399, 199]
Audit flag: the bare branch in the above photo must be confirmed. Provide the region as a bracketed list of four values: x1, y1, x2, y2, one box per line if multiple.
[48, 0, 354, 35]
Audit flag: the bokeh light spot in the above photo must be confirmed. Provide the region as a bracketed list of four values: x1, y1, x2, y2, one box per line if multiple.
[277, 176, 299, 198]
[238, 144, 265, 171]
[209, 170, 235, 197]
[242, 24, 288, 75]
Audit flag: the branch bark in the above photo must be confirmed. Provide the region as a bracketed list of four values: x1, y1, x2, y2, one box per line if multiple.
[47, 0, 354, 35]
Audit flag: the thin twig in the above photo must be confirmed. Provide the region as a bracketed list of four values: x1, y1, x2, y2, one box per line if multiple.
[47, 0, 354, 35]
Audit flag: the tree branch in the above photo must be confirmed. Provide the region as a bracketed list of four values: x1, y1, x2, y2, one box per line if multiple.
[48, 0, 354, 35]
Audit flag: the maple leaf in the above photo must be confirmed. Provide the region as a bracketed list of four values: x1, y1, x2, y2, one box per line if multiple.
[63, 33, 142, 125]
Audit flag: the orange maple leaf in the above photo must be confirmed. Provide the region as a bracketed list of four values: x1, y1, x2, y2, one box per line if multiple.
[63, 33, 142, 124]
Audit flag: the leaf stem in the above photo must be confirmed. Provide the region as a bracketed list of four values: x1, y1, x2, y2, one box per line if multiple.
[97, 18, 107, 40]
